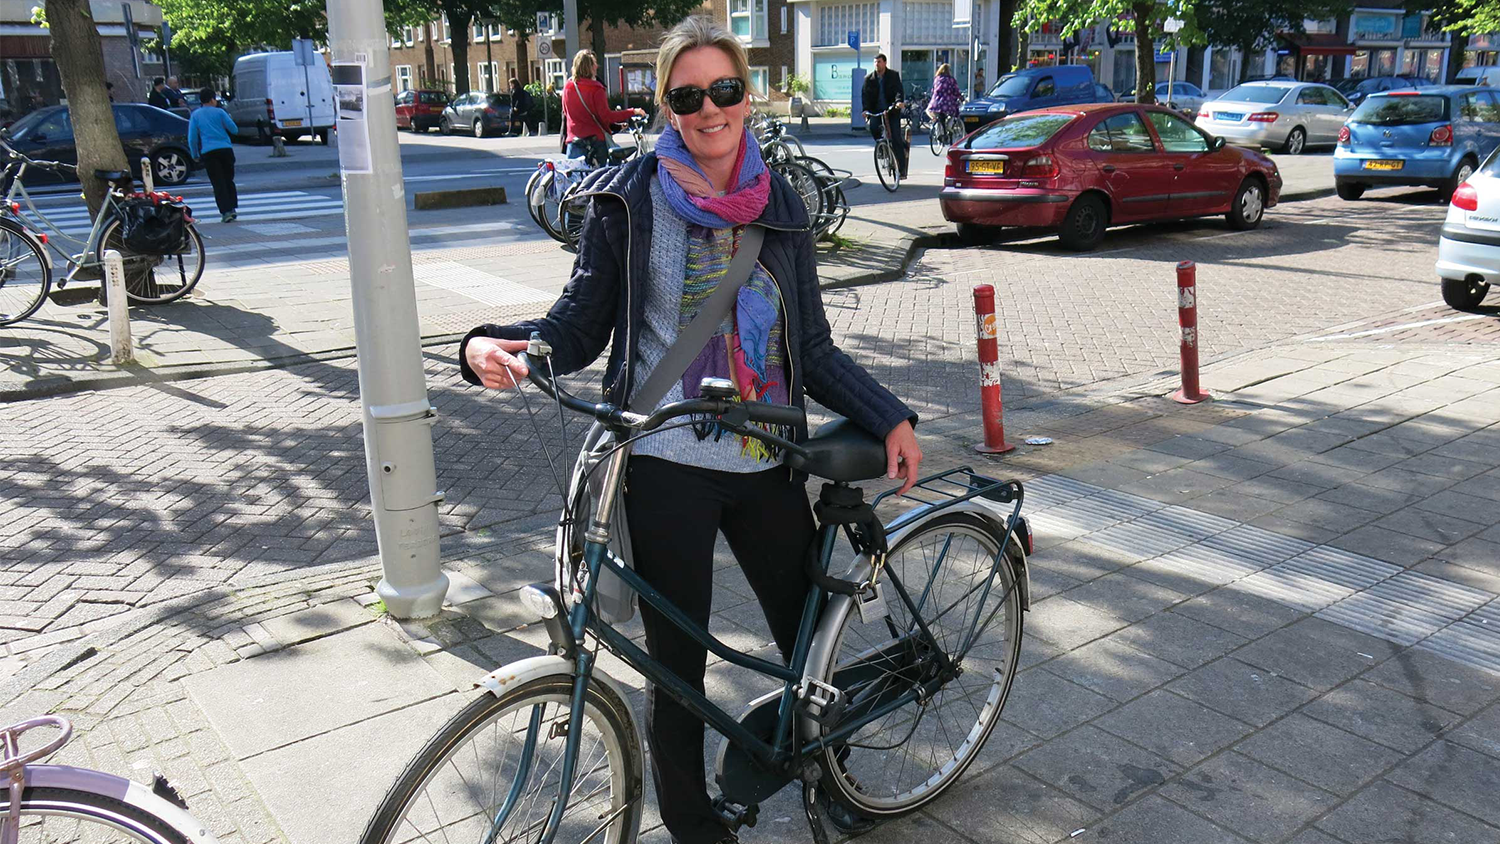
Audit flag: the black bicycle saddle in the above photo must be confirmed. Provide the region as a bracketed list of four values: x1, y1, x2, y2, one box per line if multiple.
[94, 169, 128, 183]
[790, 418, 888, 482]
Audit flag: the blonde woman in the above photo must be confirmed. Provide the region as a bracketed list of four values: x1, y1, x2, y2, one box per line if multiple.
[462, 16, 920, 844]
[561, 48, 645, 165]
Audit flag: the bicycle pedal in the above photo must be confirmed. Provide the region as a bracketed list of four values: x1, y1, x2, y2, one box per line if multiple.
[794, 678, 845, 726]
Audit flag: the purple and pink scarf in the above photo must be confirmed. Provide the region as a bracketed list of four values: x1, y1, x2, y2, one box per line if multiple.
[655, 124, 770, 228]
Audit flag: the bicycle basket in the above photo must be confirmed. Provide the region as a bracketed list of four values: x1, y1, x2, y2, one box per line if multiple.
[556, 421, 638, 623]
[118, 196, 191, 255]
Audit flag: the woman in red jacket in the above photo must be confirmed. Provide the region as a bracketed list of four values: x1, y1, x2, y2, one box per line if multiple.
[563, 49, 645, 166]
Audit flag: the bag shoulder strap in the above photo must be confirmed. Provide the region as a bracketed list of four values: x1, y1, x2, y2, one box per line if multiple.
[630, 225, 766, 411]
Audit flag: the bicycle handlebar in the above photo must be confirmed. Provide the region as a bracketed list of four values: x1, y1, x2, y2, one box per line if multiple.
[515, 340, 809, 457]
[0, 137, 73, 173]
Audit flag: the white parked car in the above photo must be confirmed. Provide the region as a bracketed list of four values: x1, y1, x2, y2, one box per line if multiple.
[1437, 146, 1500, 310]
[1115, 82, 1205, 115]
[1195, 81, 1353, 154]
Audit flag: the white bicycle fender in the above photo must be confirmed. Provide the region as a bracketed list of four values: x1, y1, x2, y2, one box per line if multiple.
[475, 654, 644, 750]
[15, 765, 222, 843]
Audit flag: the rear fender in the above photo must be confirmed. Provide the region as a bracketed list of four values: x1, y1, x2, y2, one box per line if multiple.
[7, 765, 222, 843]
[798, 498, 1029, 741]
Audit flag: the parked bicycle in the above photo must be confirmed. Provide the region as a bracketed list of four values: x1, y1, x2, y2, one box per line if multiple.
[0, 714, 222, 842]
[753, 113, 806, 165]
[1, 134, 205, 327]
[526, 116, 652, 248]
[362, 335, 1032, 844]
[863, 104, 905, 192]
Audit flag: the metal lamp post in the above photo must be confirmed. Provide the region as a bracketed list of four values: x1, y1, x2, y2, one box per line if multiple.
[326, 0, 448, 618]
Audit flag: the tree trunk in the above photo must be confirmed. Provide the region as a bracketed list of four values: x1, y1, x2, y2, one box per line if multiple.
[1445, 32, 1468, 84]
[1133, 6, 1155, 104]
[516, 33, 530, 85]
[46, 0, 128, 214]
[424, 23, 437, 86]
[997, 0, 1018, 74]
[447, 8, 473, 94]
[590, 16, 608, 81]
[1016, 30, 1029, 73]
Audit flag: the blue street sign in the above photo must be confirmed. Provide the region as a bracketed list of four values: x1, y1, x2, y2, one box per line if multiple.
[848, 30, 860, 51]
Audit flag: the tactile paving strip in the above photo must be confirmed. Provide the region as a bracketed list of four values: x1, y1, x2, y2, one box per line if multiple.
[1023, 473, 1500, 676]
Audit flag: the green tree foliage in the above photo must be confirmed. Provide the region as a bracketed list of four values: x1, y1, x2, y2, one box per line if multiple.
[153, 0, 432, 65]
[1416, 0, 1500, 82]
[1015, 0, 1201, 102]
[1198, 0, 1351, 83]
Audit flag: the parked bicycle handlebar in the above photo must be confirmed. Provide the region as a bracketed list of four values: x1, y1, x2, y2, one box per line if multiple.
[0, 137, 72, 173]
[516, 339, 809, 457]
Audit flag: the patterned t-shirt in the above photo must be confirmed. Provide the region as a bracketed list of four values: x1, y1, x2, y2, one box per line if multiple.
[631, 179, 792, 471]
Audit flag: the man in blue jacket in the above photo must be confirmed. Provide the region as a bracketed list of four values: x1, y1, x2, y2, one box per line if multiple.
[188, 88, 239, 222]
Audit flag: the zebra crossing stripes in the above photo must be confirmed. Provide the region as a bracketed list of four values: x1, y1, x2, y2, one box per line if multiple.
[16, 190, 345, 235]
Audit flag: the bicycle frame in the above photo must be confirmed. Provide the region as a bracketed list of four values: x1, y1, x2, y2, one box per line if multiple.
[2, 161, 120, 280]
[514, 441, 1027, 843]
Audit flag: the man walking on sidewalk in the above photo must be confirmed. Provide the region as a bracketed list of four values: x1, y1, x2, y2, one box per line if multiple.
[188, 88, 240, 223]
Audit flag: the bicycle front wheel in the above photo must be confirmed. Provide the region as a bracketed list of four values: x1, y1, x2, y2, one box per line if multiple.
[99, 219, 205, 305]
[0, 222, 51, 327]
[875, 141, 899, 192]
[928, 121, 945, 155]
[770, 160, 825, 229]
[361, 675, 644, 844]
[818, 511, 1023, 818]
[0, 786, 192, 843]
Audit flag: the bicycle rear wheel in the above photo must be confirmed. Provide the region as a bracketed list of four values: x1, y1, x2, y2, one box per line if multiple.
[875, 142, 899, 192]
[0, 222, 51, 327]
[361, 675, 643, 844]
[0, 786, 190, 843]
[770, 160, 825, 229]
[99, 219, 205, 305]
[818, 511, 1023, 818]
[560, 184, 588, 250]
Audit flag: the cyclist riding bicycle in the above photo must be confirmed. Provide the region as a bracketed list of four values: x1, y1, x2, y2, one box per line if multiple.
[860, 54, 908, 180]
[926, 62, 961, 125]
[461, 16, 921, 844]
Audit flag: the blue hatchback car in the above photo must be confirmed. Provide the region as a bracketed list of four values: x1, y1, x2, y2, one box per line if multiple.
[1334, 86, 1500, 201]
[959, 65, 1105, 133]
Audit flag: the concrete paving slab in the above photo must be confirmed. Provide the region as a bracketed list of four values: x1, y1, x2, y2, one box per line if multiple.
[240, 691, 465, 844]
[1013, 724, 1182, 813]
[1161, 751, 1337, 841]
[1166, 656, 1320, 728]
[1093, 689, 1254, 767]
[1315, 780, 1498, 844]
[1072, 794, 1240, 843]
[184, 621, 455, 758]
[257, 598, 374, 648]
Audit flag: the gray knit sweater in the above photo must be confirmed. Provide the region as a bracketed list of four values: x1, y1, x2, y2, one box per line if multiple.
[628, 178, 785, 472]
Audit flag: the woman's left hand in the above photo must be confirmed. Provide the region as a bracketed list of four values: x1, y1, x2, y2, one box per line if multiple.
[884, 421, 922, 494]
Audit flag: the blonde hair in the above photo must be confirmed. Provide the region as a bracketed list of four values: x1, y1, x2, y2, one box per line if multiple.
[937, 63, 952, 77]
[653, 16, 752, 110]
[572, 49, 596, 80]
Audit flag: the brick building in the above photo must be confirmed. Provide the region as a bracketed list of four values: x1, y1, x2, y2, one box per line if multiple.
[1, 0, 164, 120]
[385, 3, 797, 108]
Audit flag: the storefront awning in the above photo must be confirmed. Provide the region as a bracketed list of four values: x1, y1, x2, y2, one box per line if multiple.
[1280, 33, 1358, 56]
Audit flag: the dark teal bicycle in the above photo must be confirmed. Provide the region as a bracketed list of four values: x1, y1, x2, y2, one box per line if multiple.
[362, 335, 1032, 844]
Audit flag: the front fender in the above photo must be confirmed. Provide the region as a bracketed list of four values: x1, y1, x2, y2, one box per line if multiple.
[12, 765, 222, 843]
[798, 499, 1028, 742]
[475, 654, 644, 756]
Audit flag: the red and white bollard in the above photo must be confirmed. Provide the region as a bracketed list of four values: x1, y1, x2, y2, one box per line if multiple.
[1172, 261, 1210, 404]
[972, 284, 1015, 454]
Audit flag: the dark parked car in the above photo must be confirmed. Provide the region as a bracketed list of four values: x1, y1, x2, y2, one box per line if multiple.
[940, 103, 1283, 250]
[959, 65, 1106, 133]
[4, 103, 194, 186]
[1332, 75, 1433, 106]
[440, 92, 511, 137]
[395, 89, 449, 131]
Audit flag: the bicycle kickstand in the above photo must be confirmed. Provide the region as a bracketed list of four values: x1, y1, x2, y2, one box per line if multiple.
[802, 782, 832, 844]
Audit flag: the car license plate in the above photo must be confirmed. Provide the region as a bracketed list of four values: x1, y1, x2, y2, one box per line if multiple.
[282, 119, 303, 127]
[1363, 159, 1404, 171]
[967, 160, 1005, 175]
[964, 116, 979, 126]
[1212, 112, 1243, 122]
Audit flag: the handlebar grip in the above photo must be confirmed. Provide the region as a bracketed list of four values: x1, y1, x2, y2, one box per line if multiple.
[742, 402, 805, 429]
[513, 351, 554, 397]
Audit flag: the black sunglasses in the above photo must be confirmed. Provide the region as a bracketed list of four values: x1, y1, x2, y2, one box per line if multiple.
[664, 77, 746, 116]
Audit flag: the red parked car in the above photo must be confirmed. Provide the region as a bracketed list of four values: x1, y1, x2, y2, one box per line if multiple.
[395, 89, 450, 132]
[940, 103, 1283, 250]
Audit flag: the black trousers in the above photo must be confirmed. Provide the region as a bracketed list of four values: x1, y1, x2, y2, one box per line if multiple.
[200, 148, 237, 215]
[624, 456, 817, 844]
[867, 111, 909, 176]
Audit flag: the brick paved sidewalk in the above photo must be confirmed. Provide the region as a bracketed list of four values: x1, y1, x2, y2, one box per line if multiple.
[5, 338, 1500, 844]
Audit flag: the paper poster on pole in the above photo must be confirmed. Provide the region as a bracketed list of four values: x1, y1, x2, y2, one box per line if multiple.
[332, 59, 372, 174]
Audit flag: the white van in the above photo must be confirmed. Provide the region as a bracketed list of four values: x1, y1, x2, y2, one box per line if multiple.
[228, 51, 335, 144]
[1455, 66, 1500, 88]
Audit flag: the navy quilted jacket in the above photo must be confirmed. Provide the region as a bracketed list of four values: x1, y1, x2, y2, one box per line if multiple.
[458, 153, 917, 444]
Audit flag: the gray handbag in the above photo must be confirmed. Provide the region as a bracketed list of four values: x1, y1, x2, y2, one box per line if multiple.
[556, 226, 767, 622]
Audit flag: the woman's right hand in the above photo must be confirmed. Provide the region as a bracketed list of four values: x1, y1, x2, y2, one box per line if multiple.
[466, 337, 532, 390]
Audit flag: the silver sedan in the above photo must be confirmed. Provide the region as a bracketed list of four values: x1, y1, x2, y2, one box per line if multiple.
[1195, 81, 1354, 154]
